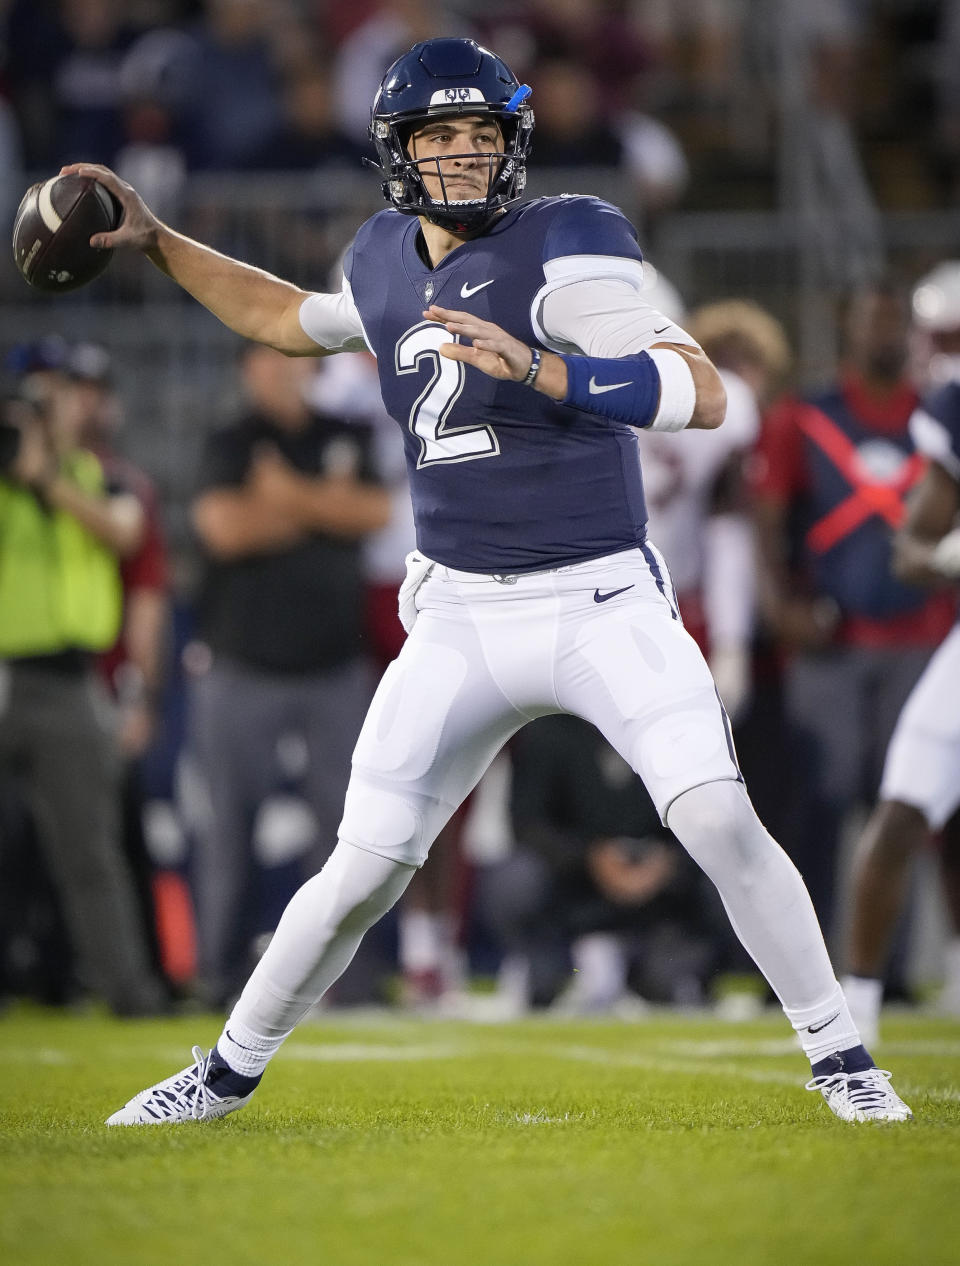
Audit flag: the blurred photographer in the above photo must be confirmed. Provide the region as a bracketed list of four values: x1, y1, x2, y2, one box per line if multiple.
[0, 344, 167, 1014]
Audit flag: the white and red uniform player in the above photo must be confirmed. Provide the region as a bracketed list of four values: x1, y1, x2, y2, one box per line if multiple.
[843, 261, 960, 1043]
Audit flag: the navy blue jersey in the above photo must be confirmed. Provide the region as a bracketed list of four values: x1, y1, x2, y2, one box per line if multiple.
[344, 195, 649, 572]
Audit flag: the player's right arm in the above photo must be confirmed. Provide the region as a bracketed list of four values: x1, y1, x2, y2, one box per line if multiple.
[892, 461, 960, 585]
[60, 163, 343, 357]
[894, 393, 960, 584]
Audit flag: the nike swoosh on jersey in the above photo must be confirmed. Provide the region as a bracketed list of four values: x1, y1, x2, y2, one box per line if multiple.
[653, 325, 671, 334]
[460, 280, 494, 298]
[593, 585, 635, 603]
[588, 376, 631, 394]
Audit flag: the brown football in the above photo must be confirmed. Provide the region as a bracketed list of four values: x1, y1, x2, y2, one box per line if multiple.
[12, 174, 122, 293]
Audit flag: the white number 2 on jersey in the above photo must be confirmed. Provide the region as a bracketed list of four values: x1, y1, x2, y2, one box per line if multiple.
[395, 322, 499, 467]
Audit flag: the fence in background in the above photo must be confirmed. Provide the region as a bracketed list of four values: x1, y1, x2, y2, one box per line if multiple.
[2, 170, 959, 575]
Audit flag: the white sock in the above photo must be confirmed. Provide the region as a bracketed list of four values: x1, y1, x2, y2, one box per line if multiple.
[943, 937, 960, 992]
[216, 1017, 289, 1078]
[221, 840, 416, 1069]
[571, 933, 627, 1005]
[667, 781, 846, 1024]
[398, 909, 451, 975]
[840, 973, 883, 1047]
[783, 982, 862, 1063]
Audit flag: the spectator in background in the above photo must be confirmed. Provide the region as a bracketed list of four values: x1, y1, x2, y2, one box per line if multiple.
[0, 81, 24, 232]
[186, 342, 390, 1007]
[178, 0, 287, 170]
[752, 281, 955, 944]
[637, 0, 748, 118]
[66, 342, 175, 993]
[113, 28, 196, 224]
[842, 261, 960, 1045]
[481, 0, 654, 113]
[3, 0, 136, 168]
[0, 341, 167, 1015]
[479, 714, 724, 1015]
[332, 0, 468, 143]
[510, 56, 688, 218]
[639, 295, 790, 724]
[245, 62, 366, 172]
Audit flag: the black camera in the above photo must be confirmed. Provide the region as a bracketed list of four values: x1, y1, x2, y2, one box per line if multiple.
[0, 396, 45, 477]
[0, 419, 22, 475]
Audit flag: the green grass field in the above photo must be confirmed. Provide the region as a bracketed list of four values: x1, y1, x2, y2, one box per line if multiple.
[1, 1004, 958, 1266]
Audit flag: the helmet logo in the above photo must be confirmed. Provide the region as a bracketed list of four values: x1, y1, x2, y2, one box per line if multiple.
[429, 87, 485, 106]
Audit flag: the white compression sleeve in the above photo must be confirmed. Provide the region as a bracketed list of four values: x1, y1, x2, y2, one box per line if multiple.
[537, 273, 698, 358]
[298, 278, 369, 352]
[227, 841, 416, 1041]
[666, 781, 859, 1053]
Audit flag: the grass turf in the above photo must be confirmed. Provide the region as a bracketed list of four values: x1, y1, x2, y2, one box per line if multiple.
[1, 1005, 958, 1266]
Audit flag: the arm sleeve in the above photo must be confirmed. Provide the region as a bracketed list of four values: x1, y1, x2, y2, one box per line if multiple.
[533, 197, 695, 357]
[298, 276, 368, 353]
[537, 274, 698, 358]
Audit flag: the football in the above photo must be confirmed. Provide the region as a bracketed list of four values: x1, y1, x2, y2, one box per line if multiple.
[12, 174, 122, 293]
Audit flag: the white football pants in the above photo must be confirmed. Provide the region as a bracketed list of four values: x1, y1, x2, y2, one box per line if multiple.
[228, 546, 847, 1050]
[339, 544, 741, 865]
[880, 622, 960, 830]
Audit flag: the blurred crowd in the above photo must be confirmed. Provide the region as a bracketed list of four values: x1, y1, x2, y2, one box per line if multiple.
[2, 261, 960, 1022]
[6, 1, 960, 219]
[2, 1, 960, 1025]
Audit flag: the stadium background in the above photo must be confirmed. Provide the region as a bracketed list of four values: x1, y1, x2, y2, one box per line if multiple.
[1, 0, 958, 989]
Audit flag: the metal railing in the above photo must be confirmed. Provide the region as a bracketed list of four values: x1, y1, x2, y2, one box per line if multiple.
[3, 170, 958, 570]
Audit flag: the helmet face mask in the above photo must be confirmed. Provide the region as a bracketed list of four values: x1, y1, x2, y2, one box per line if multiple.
[369, 38, 533, 234]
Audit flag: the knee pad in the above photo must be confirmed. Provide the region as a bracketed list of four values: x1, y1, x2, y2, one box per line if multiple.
[667, 779, 777, 879]
[337, 774, 439, 867]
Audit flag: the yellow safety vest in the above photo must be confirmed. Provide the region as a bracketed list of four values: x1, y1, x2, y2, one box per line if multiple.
[0, 450, 122, 656]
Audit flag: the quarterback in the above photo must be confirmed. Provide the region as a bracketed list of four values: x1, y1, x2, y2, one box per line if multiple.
[70, 38, 911, 1124]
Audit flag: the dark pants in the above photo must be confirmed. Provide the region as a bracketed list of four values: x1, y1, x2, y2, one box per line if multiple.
[0, 661, 162, 1011]
[783, 643, 933, 942]
[187, 654, 377, 1005]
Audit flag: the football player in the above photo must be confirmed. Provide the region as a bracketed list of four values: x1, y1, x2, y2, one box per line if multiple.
[842, 262, 960, 1046]
[70, 37, 910, 1124]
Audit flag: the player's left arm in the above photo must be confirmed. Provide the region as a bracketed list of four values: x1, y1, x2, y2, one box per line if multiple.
[425, 303, 726, 431]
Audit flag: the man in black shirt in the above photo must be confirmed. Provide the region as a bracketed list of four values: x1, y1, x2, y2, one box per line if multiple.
[481, 715, 724, 1012]
[188, 343, 389, 1006]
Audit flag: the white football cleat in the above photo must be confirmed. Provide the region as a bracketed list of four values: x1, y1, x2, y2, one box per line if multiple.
[806, 1060, 913, 1123]
[105, 1046, 259, 1126]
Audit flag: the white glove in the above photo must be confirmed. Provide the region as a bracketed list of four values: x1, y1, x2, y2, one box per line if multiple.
[397, 550, 435, 634]
[931, 527, 960, 579]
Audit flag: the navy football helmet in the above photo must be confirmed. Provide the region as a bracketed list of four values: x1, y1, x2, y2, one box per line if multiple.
[369, 38, 533, 234]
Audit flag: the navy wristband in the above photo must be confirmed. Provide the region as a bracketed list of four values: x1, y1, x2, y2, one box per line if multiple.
[560, 351, 661, 427]
[522, 347, 542, 387]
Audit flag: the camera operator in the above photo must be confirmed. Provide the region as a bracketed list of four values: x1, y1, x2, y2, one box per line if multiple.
[0, 348, 167, 1015]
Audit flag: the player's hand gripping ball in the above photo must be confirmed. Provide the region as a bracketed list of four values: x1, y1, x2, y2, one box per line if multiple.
[12, 174, 122, 293]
